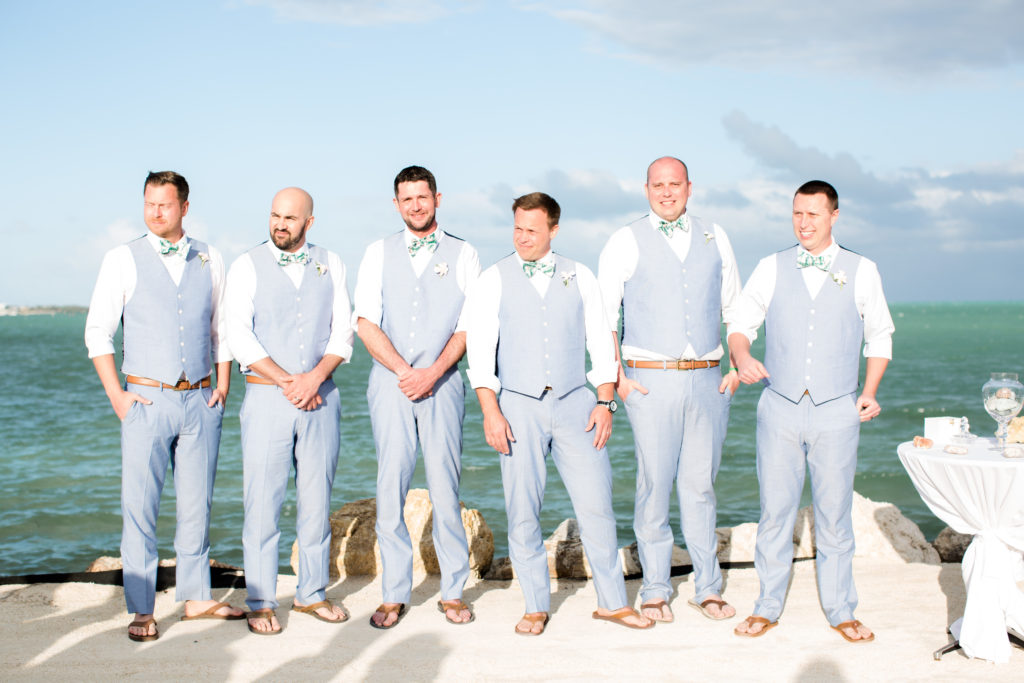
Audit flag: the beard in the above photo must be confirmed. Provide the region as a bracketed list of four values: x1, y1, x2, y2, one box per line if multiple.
[403, 211, 436, 234]
[271, 227, 306, 252]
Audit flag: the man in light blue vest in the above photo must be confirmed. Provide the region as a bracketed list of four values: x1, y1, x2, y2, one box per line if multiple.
[598, 157, 742, 623]
[464, 192, 653, 635]
[224, 187, 354, 635]
[85, 171, 244, 642]
[729, 180, 894, 642]
[354, 166, 481, 629]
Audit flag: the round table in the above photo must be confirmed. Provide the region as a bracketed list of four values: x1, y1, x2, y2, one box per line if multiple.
[898, 438, 1024, 663]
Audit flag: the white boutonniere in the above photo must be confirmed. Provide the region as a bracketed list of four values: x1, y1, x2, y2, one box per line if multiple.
[703, 230, 714, 244]
[197, 252, 209, 268]
[315, 261, 328, 276]
[434, 262, 449, 278]
[831, 270, 847, 288]
[560, 270, 576, 287]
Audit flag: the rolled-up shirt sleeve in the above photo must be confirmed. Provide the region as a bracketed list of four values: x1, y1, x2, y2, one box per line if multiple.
[84, 245, 133, 358]
[596, 227, 638, 332]
[726, 255, 775, 344]
[463, 265, 502, 394]
[856, 258, 894, 359]
[351, 240, 384, 329]
[576, 263, 618, 387]
[324, 251, 355, 363]
[223, 254, 269, 369]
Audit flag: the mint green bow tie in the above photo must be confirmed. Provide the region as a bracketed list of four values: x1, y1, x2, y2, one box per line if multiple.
[657, 217, 688, 237]
[408, 233, 438, 255]
[796, 251, 830, 271]
[159, 238, 184, 256]
[277, 252, 308, 266]
[522, 260, 555, 278]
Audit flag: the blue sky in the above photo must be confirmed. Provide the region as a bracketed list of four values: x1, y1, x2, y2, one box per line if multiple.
[2, 0, 1022, 305]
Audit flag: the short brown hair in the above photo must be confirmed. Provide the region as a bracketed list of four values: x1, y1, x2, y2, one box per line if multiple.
[145, 171, 189, 203]
[394, 166, 437, 195]
[512, 192, 560, 228]
[795, 180, 838, 211]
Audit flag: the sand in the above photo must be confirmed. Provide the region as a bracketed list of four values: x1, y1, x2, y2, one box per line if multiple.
[3, 559, 1021, 681]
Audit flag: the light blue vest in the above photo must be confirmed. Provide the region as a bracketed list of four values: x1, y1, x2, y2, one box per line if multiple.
[250, 242, 334, 375]
[496, 254, 586, 399]
[380, 231, 465, 368]
[621, 215, 722, 358]
[121, 236, 212, 385]
[764, 246, 864, 404]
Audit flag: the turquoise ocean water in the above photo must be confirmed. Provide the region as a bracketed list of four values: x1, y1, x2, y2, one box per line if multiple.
[1, 303, 1021, 576]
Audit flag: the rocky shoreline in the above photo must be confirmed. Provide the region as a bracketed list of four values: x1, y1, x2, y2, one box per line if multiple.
[60, 489, 970, 587]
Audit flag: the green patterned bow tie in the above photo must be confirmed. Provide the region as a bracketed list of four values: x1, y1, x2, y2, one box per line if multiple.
[277, 251, 308, 266]
[796, 251, 830, 271]
[159, 238, 185, 256]
[657, 216, 689, 237]
[408, 233, 438, 255]
[522, 260, 555, 278]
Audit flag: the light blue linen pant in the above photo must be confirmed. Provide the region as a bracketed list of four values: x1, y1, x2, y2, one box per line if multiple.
[623, 365, 731, 604]
[120, 382, 223, 614]
[753, 389, 861, 625]
[369, 364, 470, 604]
[241, 381, 341, 611]
[498, 386, 628, 614]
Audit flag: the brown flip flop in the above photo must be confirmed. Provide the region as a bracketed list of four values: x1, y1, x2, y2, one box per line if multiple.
[831, 619, 875, 643]
[128, 616, 159, 642]
[734, 615, 778, 638]
[592, 606, 655, 630]
[687, 597, 735, 621]
[247, 608, 282, 636]
[292, 599, 349, 624]
[437, 599, 475, 625]
[181, 601, 245, 621]
[515, 612, 549, 636]
[641, 599, 674, 623]
[369, 603, 408, 630]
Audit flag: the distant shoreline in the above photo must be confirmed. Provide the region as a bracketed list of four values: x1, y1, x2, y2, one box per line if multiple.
[0, 305, 87, 316]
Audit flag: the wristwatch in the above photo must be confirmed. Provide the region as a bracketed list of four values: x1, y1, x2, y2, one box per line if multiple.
[596, 399, 617, 414]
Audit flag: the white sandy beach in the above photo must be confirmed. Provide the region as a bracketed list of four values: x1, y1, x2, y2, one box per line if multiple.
[3, 559, 1022, 681]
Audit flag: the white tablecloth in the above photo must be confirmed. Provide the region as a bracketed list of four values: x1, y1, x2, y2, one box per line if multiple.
[898, 439, 1024, 663]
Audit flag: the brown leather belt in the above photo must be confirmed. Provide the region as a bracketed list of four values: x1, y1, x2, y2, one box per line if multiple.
[624, 359, 720, 371]
[245, 374, 276, 386]
[126, 375, 211, 391]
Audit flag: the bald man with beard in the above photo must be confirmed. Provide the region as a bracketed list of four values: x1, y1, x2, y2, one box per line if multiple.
[225, 188, 355, 635]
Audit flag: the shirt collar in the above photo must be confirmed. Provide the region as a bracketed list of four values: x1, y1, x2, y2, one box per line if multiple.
[266, 239, 310, 262]
[647, 212, 690, 233]
[515, 250, 554, 267]
[797, 238, 839, 264]
[147, 231, 190, 258]
[404, 227, 443, 247]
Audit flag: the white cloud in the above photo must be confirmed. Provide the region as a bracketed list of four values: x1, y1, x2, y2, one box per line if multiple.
[537, 0, 1024, 76]
[244, 0, 469, 25]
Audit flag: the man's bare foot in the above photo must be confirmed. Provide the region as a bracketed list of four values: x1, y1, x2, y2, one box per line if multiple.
[832, 619, 874, 643]
[437, 599, 474, 624]
[641, 600, 674, 622]
[688, 595, 736, 620]
[184, 599, 245, 619]
[247, 609, 281, 635]
[515, 612, 549, 635]
[370, 602, 405, 628]
[294, 599, 348, 623]
[128, 613, 157, 640]
[733, 615, 778, 637]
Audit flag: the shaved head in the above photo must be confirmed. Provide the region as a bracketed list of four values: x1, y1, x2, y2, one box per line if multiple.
[646, 156, 689, 184]
[269, 187, 315, 252]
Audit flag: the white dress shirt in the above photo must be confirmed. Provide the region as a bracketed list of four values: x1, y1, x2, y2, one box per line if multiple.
[351, 227, 481, 329]
[84, 231, 230, 362]
[224, 240, 354, 370]
[597, 212, 743, 362]
[728, 238, 895, 359]
[463, 250, 618, 394]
